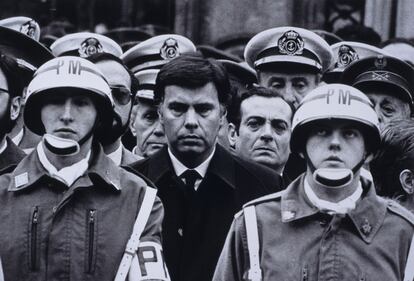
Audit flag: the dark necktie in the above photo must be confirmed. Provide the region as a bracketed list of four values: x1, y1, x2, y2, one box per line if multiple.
[181, 169, 201, 193]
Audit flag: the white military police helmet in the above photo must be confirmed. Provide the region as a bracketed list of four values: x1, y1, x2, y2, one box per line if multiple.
[25, 56, 113, 135]
[290, 83, 380, 154]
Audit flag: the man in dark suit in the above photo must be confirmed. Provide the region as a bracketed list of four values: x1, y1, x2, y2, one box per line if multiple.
[127, 54, 283, 281]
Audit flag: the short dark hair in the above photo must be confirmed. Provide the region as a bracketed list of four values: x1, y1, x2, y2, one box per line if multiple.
[154, 54, 231, 106]
[0, 52, 34, 98]
[231, 85, 295, 131]
[370, 118, 414, 200]
[87, 52, 139, 97]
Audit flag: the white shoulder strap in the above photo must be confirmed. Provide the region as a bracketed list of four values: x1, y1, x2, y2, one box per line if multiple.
[243, 205, 262, 281]
[0, 256, 4, 281]
[114, 187, 158, 281]
[404, 233, 414, 281]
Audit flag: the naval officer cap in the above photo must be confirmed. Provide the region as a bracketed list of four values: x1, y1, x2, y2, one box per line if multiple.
[121, 34, 196, 73]
[134, 69, 159, 101]
[342, 55, 414, 104]
[0, 16, 40, 41]
[50, 32, 123, 57]
[244, 26, 333, 73]
[0, 26, 54, 71]
[324, 41, 387, 83]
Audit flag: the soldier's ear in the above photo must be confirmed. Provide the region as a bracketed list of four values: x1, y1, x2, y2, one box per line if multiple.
[400, 169, 414, 195]
[10, 96, 21, 121]
[227, 122, 237, 148]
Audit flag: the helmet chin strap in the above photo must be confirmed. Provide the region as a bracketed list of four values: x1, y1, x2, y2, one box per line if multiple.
[42, 127, 95, 157]
[304, 151, 366, 188]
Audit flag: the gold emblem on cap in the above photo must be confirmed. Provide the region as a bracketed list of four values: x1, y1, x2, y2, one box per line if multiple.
[337, 44, 359, 67]
[374, 55, 387, 69]
[20, 20, 37, 39]
[160, 38, 180, 60]
[78, 37, 103, 58]
[278, 30, 304, 56]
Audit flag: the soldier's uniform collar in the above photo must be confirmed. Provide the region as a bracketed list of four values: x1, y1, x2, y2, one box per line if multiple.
[281, 174, 387, 243]
[8, 143, 122, 192]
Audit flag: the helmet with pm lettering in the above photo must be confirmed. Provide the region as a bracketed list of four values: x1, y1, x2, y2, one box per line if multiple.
[290, 83, 380, 155]
[24, 56, 113, 135]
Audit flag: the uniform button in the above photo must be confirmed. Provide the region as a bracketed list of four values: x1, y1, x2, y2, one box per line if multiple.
[178, 228, 183, 237]
[52, 206, 57, 213]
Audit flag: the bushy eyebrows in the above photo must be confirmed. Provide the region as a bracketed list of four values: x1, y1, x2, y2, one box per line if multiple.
[245, 115, 289, 125]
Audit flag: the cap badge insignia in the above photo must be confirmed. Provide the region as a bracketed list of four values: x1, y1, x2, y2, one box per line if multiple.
[278, 30, 304, 56]
[160, 38, 180, 60]
[78, 38, 103, 58]
[20, 20, 37, 39]
[372, 71, 389, 81]
[374, 55, 387, 69]
[337, 44, 359, 67]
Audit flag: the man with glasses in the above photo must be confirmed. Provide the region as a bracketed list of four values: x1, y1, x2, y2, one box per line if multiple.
[88, 52, 143, 165]
[0, 53, 28, 174]
[0, 25, 54, 154]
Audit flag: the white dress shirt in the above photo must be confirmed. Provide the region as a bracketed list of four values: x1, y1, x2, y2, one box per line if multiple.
[168, 147, 215, 191]
[107, 142, 123, 166]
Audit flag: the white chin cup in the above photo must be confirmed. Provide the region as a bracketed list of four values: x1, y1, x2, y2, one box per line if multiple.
[313, 168, 353, 188]
[43, 134, 80, 156]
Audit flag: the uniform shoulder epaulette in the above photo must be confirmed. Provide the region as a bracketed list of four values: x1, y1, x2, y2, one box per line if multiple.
[242, 190, 284, 209]
[386, 199, 414, 226]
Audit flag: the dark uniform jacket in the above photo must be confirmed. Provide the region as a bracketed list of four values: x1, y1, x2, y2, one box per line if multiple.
[213, 174, 414, 281]
[0, 137, 25, 175]
[0, 145, 167, 281]
[127, 144, 283, 281]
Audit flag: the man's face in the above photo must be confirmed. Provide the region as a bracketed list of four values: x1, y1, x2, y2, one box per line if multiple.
[159, 82, 225, 164]
[305, 120, 366, 170]
[366, 90, 411, 130]
[235, 96, 292, 172]
[131, 99, 166, 157]
[95, 60, 132, 134]
[41, 93, 97, 142]
[258, 70, 319, 107]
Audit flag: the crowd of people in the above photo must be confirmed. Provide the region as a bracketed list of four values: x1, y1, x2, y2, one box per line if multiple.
[0, 15, 413, 281]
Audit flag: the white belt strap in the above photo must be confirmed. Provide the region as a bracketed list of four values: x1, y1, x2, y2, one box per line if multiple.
[244, 206, 262, 281]
[404, 233, 414, 281]
[114, 187, 158, 281]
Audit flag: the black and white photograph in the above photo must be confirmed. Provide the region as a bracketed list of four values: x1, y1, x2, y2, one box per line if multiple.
[0, 0, 413, 280]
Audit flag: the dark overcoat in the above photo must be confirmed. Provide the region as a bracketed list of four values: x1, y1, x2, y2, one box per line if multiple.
[127, 144, 283, 281]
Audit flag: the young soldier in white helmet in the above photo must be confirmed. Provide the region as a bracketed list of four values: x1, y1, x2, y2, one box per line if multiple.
[0, 56, 169, 281]
[213, 84, 414, 281]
